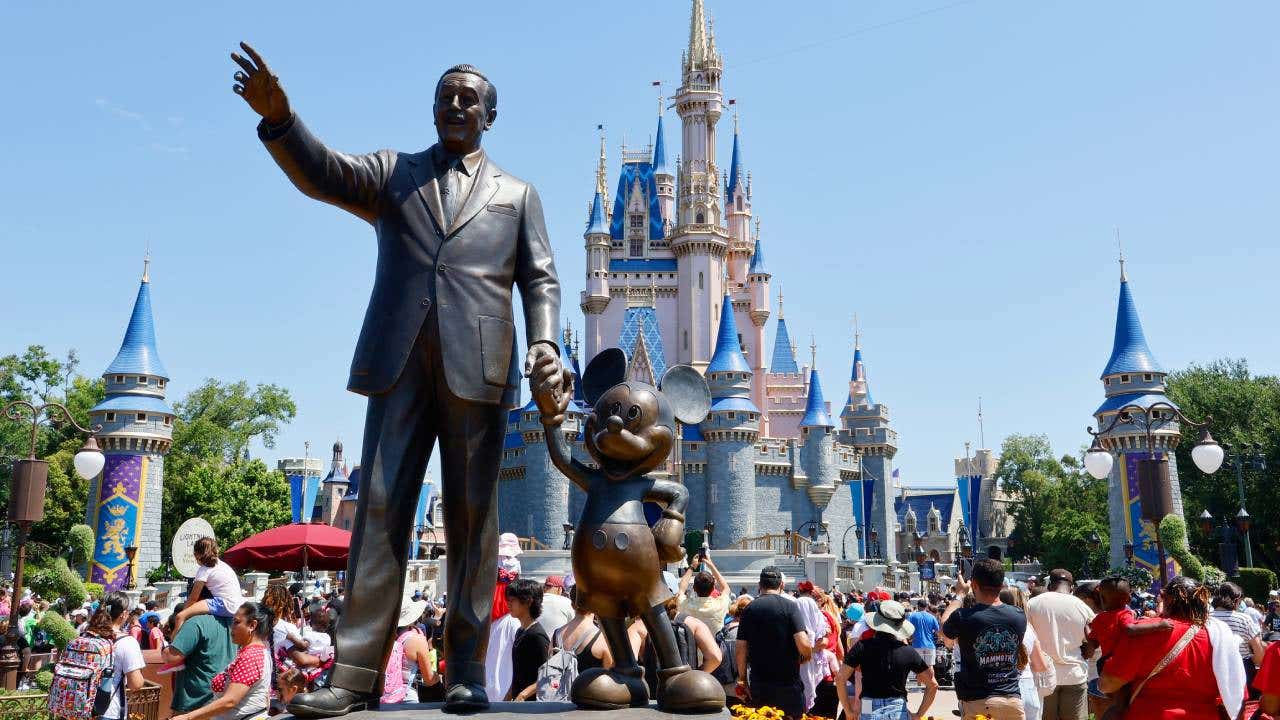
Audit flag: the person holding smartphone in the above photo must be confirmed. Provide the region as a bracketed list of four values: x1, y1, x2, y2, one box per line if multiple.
[678, 550, 732, 634]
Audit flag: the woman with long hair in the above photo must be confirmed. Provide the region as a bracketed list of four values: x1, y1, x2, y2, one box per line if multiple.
[88, 591, 147, 720]
[260, 584, 319, 706]
[171, 602, 275, 720]
[1100, 576, 1246, 720]
[999, 586, 1051, 720]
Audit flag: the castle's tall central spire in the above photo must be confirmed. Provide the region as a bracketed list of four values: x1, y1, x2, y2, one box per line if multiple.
[688, 0, 707, 67]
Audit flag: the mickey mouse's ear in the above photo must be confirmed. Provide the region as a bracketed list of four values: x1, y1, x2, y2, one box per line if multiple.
[582, 348, 627, 405]
[659, 365, 711, 425]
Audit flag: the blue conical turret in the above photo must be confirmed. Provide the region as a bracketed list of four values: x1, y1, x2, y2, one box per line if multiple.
[105, 271, 168, 379]
[770, 317, 798, 373]
[707, 295, 751, 375]
[1100, 267, 1162, 378]
[584, 191, 608, 238]
[653, 114, 670, 177]
[748, 233, 767, 276]
[800, 367, 833, 428]
[726, 126, 744, 203]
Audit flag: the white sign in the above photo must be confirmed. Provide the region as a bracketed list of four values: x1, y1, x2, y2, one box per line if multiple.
[172, 518, 215, 578]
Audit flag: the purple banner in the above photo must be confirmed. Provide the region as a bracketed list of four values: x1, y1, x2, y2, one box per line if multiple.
[90, 454, 147, 591]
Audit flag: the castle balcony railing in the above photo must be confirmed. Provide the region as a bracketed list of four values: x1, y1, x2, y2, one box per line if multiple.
[730, 532, 811, 558]
[518, 536, 551, 552]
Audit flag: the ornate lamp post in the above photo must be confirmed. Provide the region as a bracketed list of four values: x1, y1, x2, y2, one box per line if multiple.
[124, 545, 139, 590]
[868, 526, 880, 562]
[1086, 402, 1223, 585]
[1223, 443, 1265, 568]
[840, 524, 861, 561]
[0, 401, 103, 690]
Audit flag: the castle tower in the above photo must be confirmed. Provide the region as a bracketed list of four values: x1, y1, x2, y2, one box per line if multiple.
[86, 258, 174, 590]
[653, 113, 675, 229]
[745, 228, 770, 417]
[1093, 261, 1183, 571]
[701, 293, 760, 546]
[581, 131, 613, 359]
[764, 294, 806, 439]
[672, 0, 729, 370]
[798, 355, 837, 515]
[321, 440, 350, 526]
[839, 330, 898, 562]
[725, 121, 753, 282]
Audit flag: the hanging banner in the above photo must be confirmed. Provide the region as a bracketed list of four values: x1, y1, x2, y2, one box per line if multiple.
[849, 479, 865, 558]
[862, 475, 876, 558]
[90, 454, 148, 591]
[1120, 451, 1177, 585]
[956, 474, 983, 547]
[289, 473, 304, 523]
[302, 475, 321, 522]
[410, 483, 432, 559]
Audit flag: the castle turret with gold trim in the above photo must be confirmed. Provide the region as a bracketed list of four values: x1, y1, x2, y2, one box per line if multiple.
[85, 259, 174, 590]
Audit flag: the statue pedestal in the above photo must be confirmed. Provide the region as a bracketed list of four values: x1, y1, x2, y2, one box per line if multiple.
[804, 553, 837, 590]
[122, 589, 142, 609]
[294, 702, 726, 719]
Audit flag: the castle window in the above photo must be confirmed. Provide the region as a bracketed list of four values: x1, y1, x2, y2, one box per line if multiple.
[698, 272, 704, 290]
[696, 212, 705, 224]
[630, 237, 643, 257]
[728, 412, 735, 419]
[115, 375, 124, 384]
[629, 214, 643, 229]
[684, 331, 689, 350]
[1120, 374, 1130, 383]
[158, 380, 165, 389]
[1143, 373, 1153, 381]
[1104, 378, 1110, 386]
[163, 416, 171, 426]
[105, 412, 116, 422]
[136, 376, 145, 384]
[136, 413, 147, 423]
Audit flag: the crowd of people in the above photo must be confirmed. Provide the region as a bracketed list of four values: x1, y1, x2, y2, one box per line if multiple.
[10, 532, 1280, 720]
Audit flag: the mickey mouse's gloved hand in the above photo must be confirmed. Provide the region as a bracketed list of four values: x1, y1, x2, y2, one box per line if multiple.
[535, 367, 574, 426]
[653, 516, 686, 563]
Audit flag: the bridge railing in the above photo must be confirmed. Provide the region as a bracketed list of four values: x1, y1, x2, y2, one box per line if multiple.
[729, 533, 812, 558]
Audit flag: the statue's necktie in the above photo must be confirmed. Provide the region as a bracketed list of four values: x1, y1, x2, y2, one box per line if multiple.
[441, 162, 461, 229]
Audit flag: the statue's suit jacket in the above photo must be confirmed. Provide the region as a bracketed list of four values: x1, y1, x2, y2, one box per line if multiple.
[259, 116, 561, 405]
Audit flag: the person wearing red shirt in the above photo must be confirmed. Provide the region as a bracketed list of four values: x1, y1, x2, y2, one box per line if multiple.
[1100, 577, 1232, 720]
[1255, 639, 1280, 716]
[1085, 577, 1171, 667]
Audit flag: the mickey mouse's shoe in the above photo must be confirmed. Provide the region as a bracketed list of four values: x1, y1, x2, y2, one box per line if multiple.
[571, 666, 649, 710]
[286, 686, 371, 718]
[656, 666, 726, 714]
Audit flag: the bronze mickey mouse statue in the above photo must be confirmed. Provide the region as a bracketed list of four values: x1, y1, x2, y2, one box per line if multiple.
[533, 347, 723, 713]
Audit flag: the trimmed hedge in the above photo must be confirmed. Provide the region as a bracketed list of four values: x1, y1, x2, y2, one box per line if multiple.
[1160, 514, 1204, 582]
[36, 611, 76, 650]
[1236, 567, 1278, 604]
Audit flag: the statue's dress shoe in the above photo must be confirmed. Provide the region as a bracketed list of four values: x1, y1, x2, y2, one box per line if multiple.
[656, 666, 726, 714]
[442, 682, 490, 714]
[286, 687, 370, 718]
[571, 666, 649, 709]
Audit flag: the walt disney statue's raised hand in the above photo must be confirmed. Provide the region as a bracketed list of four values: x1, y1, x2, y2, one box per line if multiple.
[231, 42, 291, 124]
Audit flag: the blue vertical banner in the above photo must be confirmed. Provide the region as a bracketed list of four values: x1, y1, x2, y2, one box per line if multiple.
[410, 483, 433, 559]
[302, 475, 321, 522]
[956, 474, 983, 547]
[862, 475, 876, 557]
[849, 479, 865, 558]
[288, 473, 304, 523]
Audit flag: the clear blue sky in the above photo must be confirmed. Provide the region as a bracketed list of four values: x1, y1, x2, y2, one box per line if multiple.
[3, 1, 1278, 489]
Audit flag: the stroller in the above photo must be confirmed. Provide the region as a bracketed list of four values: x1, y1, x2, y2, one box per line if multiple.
[933, 646, 955, 689]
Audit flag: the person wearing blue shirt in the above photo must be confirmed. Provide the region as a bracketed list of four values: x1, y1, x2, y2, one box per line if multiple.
[907, 599, 941, 670]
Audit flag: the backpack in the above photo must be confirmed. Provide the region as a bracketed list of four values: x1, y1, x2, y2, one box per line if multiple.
[536, 628, 597, 702]
[642, 613, 695, 696]
[710, 621, 738, 685]
[47, 634, 115, 720]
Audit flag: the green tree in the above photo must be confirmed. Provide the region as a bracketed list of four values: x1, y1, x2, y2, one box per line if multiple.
[68, 524, 94, 577]
[162, 459, 291, 556]
[1166, 359, 1280, 570]
[168, 379, 296, 477]
[0, 348, 104, 550]
[998, 434, 1109, 569]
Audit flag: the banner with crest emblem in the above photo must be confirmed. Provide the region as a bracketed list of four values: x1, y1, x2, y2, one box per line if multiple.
[90, 454, 148, 590]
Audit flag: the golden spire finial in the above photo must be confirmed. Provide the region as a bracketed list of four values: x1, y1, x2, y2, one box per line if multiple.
[596, 125, 608, 197]
[1116, 227, 1127, 281]
[810, 334, 817, 369]
[142, 245, 151, 283]
[853, 312, 861, 350]
[777, 287, 784, 319]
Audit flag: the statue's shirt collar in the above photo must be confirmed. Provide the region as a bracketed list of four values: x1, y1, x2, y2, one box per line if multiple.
[431, 145, 485, 177]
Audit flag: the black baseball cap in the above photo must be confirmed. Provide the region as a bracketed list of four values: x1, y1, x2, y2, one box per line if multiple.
[759, 566, 783, 588]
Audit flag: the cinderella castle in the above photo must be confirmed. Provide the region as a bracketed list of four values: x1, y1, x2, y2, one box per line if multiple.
[497, 0, 902, 561]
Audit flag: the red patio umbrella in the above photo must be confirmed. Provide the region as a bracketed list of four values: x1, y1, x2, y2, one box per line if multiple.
[223, 523, 352, 571]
